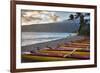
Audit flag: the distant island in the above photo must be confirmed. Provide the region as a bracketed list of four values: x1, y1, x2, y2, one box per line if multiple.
[22, 19, 80, 33]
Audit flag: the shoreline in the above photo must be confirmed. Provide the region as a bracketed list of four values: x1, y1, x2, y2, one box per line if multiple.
[21, 35, 89, 52]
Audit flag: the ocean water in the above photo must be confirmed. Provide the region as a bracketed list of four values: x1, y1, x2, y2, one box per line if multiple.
[22, 32, 77, 46]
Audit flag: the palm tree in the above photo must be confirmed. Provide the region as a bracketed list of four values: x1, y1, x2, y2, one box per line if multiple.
[78, 14, 85, 34]
[75, 12, 81, 19]
[77, 13, 90, 36]
[85, 13, 90, 16]
[69, 14, 74, 20]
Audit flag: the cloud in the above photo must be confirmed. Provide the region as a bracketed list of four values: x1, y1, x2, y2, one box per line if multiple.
[21, 10, 61, 25]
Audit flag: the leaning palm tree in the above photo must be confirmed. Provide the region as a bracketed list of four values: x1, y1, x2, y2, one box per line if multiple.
[76, 13, 90, 36]
[78, 14, 85, 35]
[75, 12, 85, 35]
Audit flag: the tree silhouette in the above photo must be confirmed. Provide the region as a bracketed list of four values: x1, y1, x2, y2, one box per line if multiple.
[78, 13, 90, 36]
[78, 14, 85, 33]
[69, 14, 74, 20]
[75, 12, 81, 19]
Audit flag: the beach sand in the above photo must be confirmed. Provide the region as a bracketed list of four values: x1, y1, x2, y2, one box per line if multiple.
[21, 36, 88, 52]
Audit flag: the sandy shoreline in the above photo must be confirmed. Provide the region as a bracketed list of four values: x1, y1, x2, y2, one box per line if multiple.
[21, 36, 88, 52]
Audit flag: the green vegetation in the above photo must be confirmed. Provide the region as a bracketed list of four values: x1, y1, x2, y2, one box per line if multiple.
[76, 13, 90, 36]
[68, 12, 90, 36]
[77, 13, 90, 36]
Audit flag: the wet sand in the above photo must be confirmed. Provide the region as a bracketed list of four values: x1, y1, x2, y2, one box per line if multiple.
[21, 36, 88, 52]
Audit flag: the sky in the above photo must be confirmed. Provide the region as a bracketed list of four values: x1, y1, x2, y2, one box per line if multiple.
[21, 10, 76, 25]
